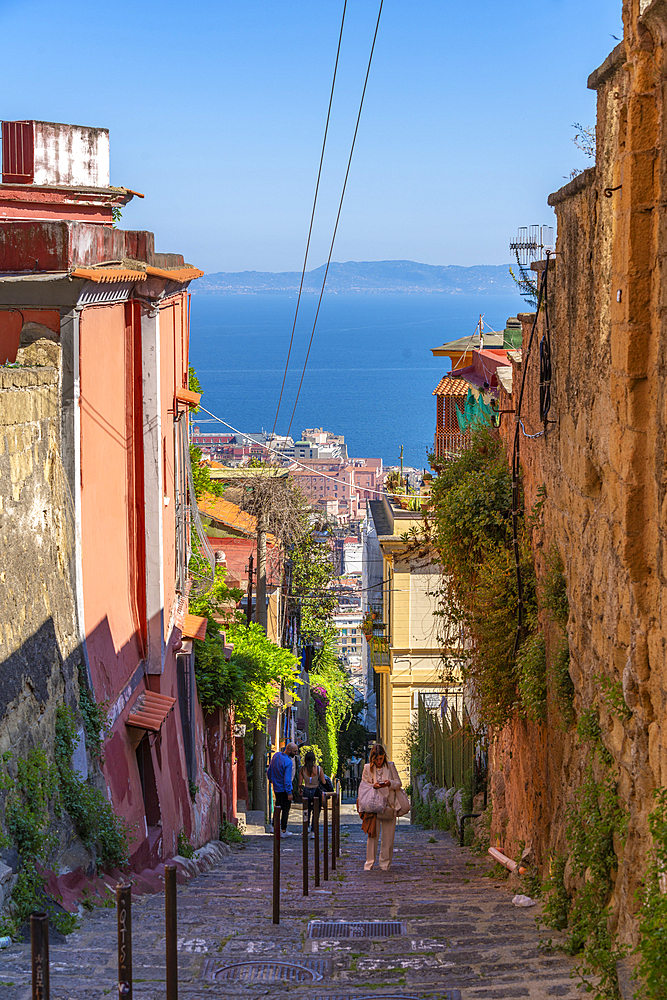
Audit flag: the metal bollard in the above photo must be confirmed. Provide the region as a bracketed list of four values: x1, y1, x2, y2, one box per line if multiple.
[337, 781, 342, 858]
[331, 793, 336, 872]
[273, 805, 281, 924]
[323, 794, 329, 881]
[116, 883, 132, 999]
[165, 865, 178, 1000]
[30, 912, 49, 1000]
[314, 796, 320, 887]
[302, 800, 309, 896]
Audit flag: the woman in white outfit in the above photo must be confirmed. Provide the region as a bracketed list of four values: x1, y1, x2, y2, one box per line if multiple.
[360, 743, 403, 871]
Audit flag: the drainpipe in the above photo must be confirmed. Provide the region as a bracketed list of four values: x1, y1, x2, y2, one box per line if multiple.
[71, 303, 93, 689]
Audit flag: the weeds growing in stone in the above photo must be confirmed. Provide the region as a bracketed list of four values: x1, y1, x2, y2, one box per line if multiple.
[635, 787, 667, 999]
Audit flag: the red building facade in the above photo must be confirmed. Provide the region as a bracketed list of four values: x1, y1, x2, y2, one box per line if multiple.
[0, 119, 235, 869]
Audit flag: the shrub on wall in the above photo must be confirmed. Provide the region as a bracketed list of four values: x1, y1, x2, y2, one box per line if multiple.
[426, 428, 538, 728]
[307, 641, 354, 778]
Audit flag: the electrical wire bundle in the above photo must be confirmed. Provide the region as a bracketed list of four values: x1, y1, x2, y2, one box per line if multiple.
[511, 252, 553, 657]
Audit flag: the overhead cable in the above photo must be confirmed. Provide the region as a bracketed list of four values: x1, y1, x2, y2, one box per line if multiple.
[270, 0, 348, 439]
[196, 403, 416, 501]
[511, 253, 551, 658]
[280, 0, 384, 454]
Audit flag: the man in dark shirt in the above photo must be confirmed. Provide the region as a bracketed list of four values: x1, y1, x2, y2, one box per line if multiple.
[267, 742, 298, 835]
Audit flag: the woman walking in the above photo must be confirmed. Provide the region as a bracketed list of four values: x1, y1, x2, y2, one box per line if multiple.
[298, 750, 324, 837]
[359, 743, 404, 871]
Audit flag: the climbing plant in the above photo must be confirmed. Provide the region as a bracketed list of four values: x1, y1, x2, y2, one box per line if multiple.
[191, 576, 301, 728]
[308, 641, 354, 778]
[539, 710, 627, 1000]
[0, 706, 129, 936]
[425, 427, 538, 728]
[635, 787, 667, 999]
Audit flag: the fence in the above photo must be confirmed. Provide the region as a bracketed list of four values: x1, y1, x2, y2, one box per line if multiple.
[417, 694, 477, 791]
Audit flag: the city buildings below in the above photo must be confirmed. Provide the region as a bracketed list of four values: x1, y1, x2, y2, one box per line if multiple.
[289, 455, 383, 522]
[333, 609, 364, 680]
[190, 428, 293, 466]
[343, 536, 363, 575]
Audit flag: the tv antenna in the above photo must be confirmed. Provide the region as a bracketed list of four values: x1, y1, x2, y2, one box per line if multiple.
[509, 225, 554, 306]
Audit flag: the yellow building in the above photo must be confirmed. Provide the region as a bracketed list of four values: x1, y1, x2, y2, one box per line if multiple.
[364, 495, 458, 783]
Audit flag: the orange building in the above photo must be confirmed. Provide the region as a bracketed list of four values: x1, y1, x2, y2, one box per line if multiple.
[0, 120, 236, 869]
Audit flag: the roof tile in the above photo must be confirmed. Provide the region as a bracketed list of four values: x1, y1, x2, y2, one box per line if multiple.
[432, 376, 471, 397]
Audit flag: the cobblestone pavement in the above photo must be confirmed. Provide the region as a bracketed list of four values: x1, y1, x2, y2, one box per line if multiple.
[0, 804, 581, 1000]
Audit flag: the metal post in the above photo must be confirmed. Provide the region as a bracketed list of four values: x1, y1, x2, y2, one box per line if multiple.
[337, 780, 342, 858]
[117, 883, 132, 999]
[30, 912, 49, 1000]
[273, 805, 281, 924]
[302, 800, 309, 896]
[331, 793, 336, 872]
[165, 865, 178, 1000]
[323, 794, 329, 882]
[314, 796, 320, 887]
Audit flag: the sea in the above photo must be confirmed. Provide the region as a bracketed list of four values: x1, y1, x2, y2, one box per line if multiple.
[188, 292, 525, 470]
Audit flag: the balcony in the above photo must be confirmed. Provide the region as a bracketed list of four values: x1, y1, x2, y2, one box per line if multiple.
[433, 428, 471, 461]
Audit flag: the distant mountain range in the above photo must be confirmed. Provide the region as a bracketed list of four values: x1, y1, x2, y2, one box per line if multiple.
[194, 260, 516, 295]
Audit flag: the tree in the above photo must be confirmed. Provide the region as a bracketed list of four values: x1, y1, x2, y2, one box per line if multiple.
[190, 571, 300, 725]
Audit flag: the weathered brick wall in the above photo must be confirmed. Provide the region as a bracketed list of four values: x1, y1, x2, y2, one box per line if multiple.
[491, 4, 667, 946]
[0, 366, 80, 757]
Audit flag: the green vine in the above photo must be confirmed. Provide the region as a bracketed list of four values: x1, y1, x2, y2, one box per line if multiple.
[541, 548, 575, 727]
[516, 633, 547, 723]
[54, 707, 130, 870]
[426, 428, 538, 728]
[635, 787, 667, 998]
[77, 665, 110, 764]
[539, 710, 626, 999]
[307, 641, 354, 777]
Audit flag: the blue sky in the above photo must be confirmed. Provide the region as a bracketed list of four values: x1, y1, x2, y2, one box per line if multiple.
[0, 0, 622, 273]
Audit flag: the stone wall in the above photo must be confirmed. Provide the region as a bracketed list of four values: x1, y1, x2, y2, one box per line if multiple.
[0, 365, 81, 760]
[491, 2, 667, 947]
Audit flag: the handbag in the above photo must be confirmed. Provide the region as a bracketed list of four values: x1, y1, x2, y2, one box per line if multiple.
[357, 780, 387, 814]
[391, 787, 411, 817]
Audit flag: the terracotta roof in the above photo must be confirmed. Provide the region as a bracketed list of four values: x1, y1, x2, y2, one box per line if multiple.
[71, 267, 147, 283]
[432, 376, 471, 397]
[126, 690, 176, 733]
[146, 265, 204, 282]
[198, 496, 278, 544]
[199, 497, 258, 536]
[70, 265, 203, 284]
[182, 614, 208, 641]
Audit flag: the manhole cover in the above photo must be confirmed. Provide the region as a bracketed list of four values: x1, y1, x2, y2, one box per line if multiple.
[210, 960, 325, 983]
[308, 919, 407, 939]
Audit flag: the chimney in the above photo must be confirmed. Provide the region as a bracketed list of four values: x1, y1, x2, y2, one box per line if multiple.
[2, 120, 110, 188]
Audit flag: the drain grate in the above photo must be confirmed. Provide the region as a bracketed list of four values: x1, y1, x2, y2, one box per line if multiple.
[308, 919, 407, 939]
[204, 958, 328, 984]
[310, 993, 461, 1000]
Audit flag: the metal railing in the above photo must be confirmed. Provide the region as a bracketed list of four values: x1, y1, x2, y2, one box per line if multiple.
[433, 429, 472, 461]
[417, 694, 475, 790]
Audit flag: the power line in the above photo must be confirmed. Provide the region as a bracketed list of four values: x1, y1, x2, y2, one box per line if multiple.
[270, 0, 348, 439]
[280, 0, 384, 454]
[196, 404, 417, 501]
